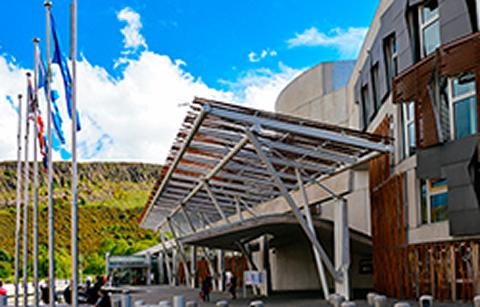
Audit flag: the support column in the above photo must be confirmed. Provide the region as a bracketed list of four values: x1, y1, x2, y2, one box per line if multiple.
[172, 248, 178, 286]
[203, 248, 217, 291]
[158, 252, 165, 285]
[296, 169, 330, 299]
[146, 252, 152, 286]
[217, 250, 225, 292]
[160, 233, 174, 286]
[246, 129, 337, 279]
[261, 235, 271, 296]
[334, 199, 350, 299]
[167, 218, 192, 287]
[191, 246, 197, 288]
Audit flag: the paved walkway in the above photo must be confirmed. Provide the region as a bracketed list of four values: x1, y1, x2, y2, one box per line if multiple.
[121, 285, 474, 307]
[123, 285, 328, 306]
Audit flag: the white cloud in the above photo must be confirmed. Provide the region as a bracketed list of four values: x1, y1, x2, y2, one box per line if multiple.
[248, 48, 278, 63]
[117, 7, 147, 52]
[0, 7, 301, 164]
[287, 26, 368, 58]
[248, 51, 261, 63]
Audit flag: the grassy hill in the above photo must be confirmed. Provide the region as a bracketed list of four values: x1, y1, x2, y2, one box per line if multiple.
[0, 161, 162, 281]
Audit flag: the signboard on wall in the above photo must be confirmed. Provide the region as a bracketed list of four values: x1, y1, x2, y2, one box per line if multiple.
[244, 271, 265, 285]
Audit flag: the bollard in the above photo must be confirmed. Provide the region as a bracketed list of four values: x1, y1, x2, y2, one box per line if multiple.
[216, 300, 229, 307]
[329, 294, 345, 307]
[158, 301, 172, 307]
[250, 300, 264, 307]
[419, 295, 433, 307]
[186, 301, 198, 307]
[474, 295, 480, 307]
[393, 303, 411, 307]
[341, 302, 356, 307]
[367, 293, 377, 306]
[122, 290, 132, 307]
[374, 295, 387, 307]
[172, 295, 185, 307]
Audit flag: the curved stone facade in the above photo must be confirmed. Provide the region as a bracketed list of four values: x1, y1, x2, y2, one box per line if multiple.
[275, 61, 355, 127]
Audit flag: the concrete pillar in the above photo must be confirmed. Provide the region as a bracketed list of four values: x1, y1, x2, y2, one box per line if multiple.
[329, 294, 345, 307]
[261, 235, 271, 296]
[146, 252, 152, 285]
[191, 246, 197, 288]
[474, 295, 480, 307]
[374, 295, 387, 307]
[217, 250, 225, 292]
[173, 295, 185, 307]
[172, 249, 178, 286]
[419, 295, 433, 307]
[121, 290, 132, 307]
[216, 301, 229, 307]
[334, 199, 350, 300]
[158, 252, 165, 285]
[367, 292, 377, 306]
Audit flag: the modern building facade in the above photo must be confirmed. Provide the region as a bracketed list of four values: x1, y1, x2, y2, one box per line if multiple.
[270, 0, 480, 300]
[139, 0, 480, 302]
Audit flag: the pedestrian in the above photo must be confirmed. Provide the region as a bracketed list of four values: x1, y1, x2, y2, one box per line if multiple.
[0, 280, 7, 296]
[201, 275, 212, 302]
[86, 279, 99, 305]
[228, 275, 237, 299]
[40, 281, 50, 305]
[63, 282, 72, 305]
[94, 289, 112, 307]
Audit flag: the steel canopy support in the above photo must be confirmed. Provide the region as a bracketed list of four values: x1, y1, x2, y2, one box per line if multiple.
[181, 205, 196, 233]
[206, 104, 393, 152]
[202, 180, 230, 224]
[235, 196, 244, 222]
[159, 232, 174, 286]
[167, 218, 192, 287]
[334, 199, 351, 299]
[295, 169, 330, 300]
[246, 128, 338, 279]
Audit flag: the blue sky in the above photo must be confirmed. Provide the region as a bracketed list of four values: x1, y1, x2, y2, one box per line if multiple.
[0, 0, 380, 162]
[1, 0, 378, 87]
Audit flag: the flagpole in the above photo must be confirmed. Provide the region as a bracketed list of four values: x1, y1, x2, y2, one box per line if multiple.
[70, 1, 79, 306]
[32, 37, 41, 307]
[14, 94, 23, 307]
[23, 72, 32, 307]
[44, 2, 56, 307]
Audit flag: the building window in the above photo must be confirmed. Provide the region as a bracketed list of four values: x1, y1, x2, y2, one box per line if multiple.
[384, 34, 398, 91]
[420, 178, 448, 224]
[448, 73, 477, 140]
[402, 101, 416, 157]
[371, 63, 381, 111]
[419, 0, 440, 57]
[361, 85, 371, 128]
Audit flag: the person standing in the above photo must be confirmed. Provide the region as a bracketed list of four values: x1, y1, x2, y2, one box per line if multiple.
[228, 275, 237, 299]
[0, 281, 7, 296]
[201, 275, 212, 302]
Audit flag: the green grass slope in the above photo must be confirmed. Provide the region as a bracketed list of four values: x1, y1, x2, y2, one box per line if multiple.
[0, 161, 161, 281]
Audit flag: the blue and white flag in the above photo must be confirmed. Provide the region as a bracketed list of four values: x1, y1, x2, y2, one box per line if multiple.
[38, 53, 66, 144]
[50, 13, 81, 132]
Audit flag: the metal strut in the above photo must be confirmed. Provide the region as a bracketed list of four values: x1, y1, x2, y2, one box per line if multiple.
[246, 128, 339, 280]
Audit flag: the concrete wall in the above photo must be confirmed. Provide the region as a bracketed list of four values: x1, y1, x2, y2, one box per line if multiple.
[276, 61, 355, 128]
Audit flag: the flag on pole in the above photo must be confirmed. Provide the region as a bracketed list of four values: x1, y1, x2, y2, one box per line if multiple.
[39, 55, 67, 144]
[50, 13, 81, 131]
